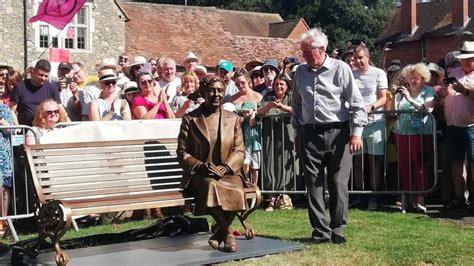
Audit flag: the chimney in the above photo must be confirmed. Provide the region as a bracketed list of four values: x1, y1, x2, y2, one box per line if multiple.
[401, 0, 417, 35]
[452, 0, 469, 29]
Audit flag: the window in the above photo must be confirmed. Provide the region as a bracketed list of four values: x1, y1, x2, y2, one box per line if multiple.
[39, 25, 49, 48]
[35, 5, 91, 51]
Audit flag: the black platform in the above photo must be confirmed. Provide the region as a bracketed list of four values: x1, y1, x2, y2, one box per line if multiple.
[27, 233, 304, 265]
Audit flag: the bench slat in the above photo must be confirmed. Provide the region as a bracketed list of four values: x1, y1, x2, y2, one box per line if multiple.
[65, 191, 183, 206]
[39, 173, 183, 186]
[32, 152, 177, 164]
[30, 144, 177, 157]
[35, 164, 183, 178]
[44, 186, 182, 201]
[42, 177, 181, 194]
[70, 198, 192, 216]
[34, 158, 180, 171]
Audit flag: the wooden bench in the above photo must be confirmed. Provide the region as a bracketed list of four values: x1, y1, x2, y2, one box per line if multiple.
[23, 139, 261, 265]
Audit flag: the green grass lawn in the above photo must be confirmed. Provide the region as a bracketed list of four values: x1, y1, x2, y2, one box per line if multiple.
[5, 208, 474, 265]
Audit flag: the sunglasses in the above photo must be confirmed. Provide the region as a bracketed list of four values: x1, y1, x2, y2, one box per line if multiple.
[44, 109, 59, 116]
[104, 80, 116, 86]
[140, 79, 153, 85]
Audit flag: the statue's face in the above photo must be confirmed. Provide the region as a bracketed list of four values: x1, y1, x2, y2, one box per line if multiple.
[204, 81, 225, 108]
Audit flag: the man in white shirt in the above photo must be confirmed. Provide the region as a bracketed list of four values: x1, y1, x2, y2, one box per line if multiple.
[351, 45, 388, 211]
[158, 57, 181, 103]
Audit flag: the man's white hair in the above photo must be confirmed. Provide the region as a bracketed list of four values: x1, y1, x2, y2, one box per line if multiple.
[299, 28, 328, 49]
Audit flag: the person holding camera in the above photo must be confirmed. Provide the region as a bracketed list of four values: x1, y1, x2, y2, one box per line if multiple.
[393, 63, 436, 213]
[57, 63, 83, 121]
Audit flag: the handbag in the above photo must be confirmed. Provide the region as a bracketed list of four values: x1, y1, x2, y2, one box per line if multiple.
[274, 194, 294, 210]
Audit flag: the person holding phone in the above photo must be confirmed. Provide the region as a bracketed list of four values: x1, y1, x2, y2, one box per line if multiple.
[443, 42, 474, 210]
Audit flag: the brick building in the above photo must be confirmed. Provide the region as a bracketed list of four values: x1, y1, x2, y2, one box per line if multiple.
[377, 0, 474, 68]
[0, 0, 128, 73]
[122, 2, 308, 68]
[0, 1, 306, 73]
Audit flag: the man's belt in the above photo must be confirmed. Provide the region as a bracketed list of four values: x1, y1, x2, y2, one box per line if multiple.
[303, 121, 349, 130]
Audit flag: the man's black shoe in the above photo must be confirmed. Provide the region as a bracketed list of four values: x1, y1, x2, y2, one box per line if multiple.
[331, 234, 346, 245]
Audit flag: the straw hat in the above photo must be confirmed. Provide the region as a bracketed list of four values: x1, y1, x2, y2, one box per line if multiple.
[98, 68, 120, 81]
[183, 52, 201, 65]
[455, 41, 474, 59]
[123, 56, 147, 77]
[95, 57, 121, 72]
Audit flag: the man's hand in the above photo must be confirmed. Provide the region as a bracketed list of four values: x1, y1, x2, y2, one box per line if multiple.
[349, 135, 363, 153]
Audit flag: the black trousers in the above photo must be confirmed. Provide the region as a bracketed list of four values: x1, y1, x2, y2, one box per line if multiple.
[300, 122, 352, 240]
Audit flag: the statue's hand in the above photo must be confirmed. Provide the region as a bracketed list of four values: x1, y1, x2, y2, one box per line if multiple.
[197, 162, 210, 175]
[216, 165, 230, 176]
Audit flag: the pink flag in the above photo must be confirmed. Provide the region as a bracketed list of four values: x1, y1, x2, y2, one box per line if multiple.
[29, 0, 87, 30]
[66, 27, 75, 39]
[49, 48, 70, 63]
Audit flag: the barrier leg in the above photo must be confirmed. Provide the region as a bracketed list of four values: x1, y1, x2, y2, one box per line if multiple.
[6, 217, 19, 241]
[401, 192, 406, 214]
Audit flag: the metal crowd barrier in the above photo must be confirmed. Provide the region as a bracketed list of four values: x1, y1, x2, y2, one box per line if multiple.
[0, 125, 39, 241]
[256, 110, 439, 212]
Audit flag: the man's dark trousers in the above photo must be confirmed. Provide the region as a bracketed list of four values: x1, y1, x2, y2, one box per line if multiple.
[301, 122, 352, 241]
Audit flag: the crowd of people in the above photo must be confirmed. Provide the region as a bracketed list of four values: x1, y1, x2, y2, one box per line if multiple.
[0, 27, 472, 246]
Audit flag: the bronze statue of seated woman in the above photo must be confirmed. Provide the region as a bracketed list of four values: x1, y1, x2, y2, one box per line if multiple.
[177, 75, 247, 252]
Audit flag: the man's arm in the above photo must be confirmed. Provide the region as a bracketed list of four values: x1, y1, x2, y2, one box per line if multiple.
[342, 64, 367, 152]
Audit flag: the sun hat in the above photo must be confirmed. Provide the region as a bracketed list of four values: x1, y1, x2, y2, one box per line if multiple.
[249, 66, 262, 77]
[123, 81, 140, 94]
[123, 56, 147, 77]
[387, 64, 401, 73]
[244, 60, 263, 71]
[57, 62, 72, 70]
[455, 41, 474, 59]
[194, 65, 207, 74]
[240, 101, 257, 111]
[0, 63, 13, 72]
[95, 57, 121, 72]
[98, 68, 120, 81]
[427, 63, 445, 78]
[217, 60, 233, 72]
[183, 52, 201, 65]
[261, 59, 279, 73]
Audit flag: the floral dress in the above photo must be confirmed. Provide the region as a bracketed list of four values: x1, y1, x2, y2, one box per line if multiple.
[0, 104, 13, 188]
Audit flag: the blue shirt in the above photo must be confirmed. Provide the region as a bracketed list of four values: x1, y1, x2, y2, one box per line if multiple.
[292, 56, 367, 136]
[12, 79, 61, 126]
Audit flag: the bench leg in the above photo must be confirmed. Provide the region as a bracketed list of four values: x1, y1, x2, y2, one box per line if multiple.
[237, 184, 262, 240]
[35, 200, 72, 266]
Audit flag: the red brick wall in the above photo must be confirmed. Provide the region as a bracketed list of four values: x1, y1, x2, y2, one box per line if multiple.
[452, 0, 469, 28]
[288, 21, 309, 40]
[424, 36, 460, 65]
[384, 41, 422, 69]
[401, 0, 417, 34]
